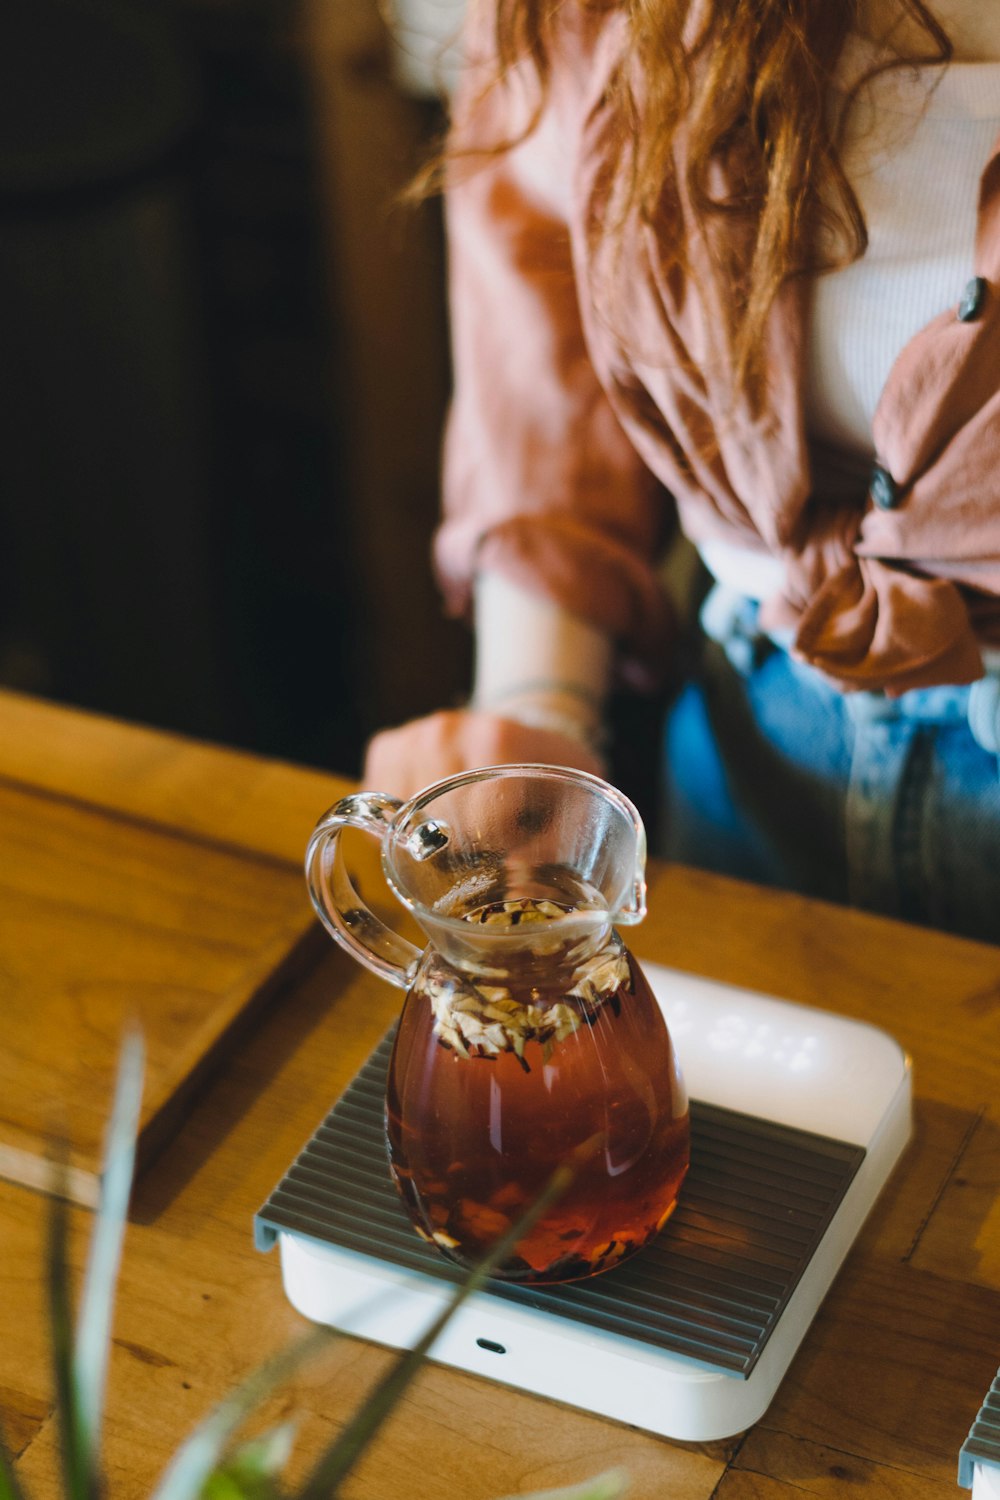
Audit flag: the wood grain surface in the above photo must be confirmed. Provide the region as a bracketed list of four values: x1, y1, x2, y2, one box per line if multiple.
[2, 689, 999, 1500]
[0, 690, 350, 1204]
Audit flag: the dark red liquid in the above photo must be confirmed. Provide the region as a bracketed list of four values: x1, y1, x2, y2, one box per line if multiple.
[385, 938, 689, 1283]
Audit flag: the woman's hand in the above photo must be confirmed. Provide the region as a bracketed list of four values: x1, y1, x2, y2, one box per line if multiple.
[361, 707, 606, 800]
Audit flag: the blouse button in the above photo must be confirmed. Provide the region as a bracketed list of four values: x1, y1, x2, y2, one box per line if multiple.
[869, 463, 900, 510]
[958, 276, 986, 322]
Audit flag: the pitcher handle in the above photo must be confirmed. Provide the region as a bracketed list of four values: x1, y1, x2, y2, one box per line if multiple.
[305, 793, 423, 990]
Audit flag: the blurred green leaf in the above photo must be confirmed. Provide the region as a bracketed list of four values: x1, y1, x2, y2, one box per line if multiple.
[75, 1030, 145, 1459]
[198, 1476, 252, 1500]
[149, 1327, 333, 1500]
[46, 1160, 91, 1500]
[292, 1159, 576, 1500]
[20, 1034, 635, 1500]
[199, 1423, 296, 1500]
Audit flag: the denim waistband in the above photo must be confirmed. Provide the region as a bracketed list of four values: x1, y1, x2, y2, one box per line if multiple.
[699, 583, 1000, 755]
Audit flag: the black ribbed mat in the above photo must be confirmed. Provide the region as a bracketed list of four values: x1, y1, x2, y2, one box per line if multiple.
[255, 1031, 865, 1377]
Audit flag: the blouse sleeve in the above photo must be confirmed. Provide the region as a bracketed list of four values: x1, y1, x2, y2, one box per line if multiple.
[432, 0, 674, 671]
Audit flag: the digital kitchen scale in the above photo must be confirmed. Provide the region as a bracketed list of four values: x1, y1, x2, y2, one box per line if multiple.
[255, 963, 912, 1441]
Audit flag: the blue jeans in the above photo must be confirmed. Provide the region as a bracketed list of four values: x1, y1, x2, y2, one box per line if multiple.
[659, 594, 1000, 946]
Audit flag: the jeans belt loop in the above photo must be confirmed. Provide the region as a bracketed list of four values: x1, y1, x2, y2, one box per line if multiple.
[968, 674, 1000, 755]
[700, 585, 770, 678]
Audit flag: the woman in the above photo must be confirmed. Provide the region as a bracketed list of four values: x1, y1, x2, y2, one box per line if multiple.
[365, 0, 1000, 945]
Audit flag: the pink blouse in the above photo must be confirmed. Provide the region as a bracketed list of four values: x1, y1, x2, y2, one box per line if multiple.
[434, 2, 1000, 694]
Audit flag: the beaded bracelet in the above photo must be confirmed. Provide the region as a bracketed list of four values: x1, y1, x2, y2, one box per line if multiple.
[471, 679, 610, 756]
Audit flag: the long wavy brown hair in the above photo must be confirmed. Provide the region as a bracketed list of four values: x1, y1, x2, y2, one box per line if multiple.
[452, 0, 951, 401]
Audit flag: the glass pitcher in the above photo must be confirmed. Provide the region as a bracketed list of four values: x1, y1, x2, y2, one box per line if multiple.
[306, 764, 689, 1285]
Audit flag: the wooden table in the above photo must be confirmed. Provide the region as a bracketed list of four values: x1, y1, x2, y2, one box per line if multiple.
[2, 688, 998, 1499]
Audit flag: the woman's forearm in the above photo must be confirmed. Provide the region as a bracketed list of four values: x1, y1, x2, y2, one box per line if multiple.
[470, 570, 613, 756]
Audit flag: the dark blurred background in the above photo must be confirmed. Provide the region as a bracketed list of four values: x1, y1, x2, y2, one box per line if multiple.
[0, 0, 470, 777]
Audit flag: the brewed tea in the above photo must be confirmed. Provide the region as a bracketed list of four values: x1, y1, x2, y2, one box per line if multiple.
[385, 899, 690, 1284]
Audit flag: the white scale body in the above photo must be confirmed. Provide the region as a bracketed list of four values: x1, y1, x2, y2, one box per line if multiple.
[270, 963, 912, 1441]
